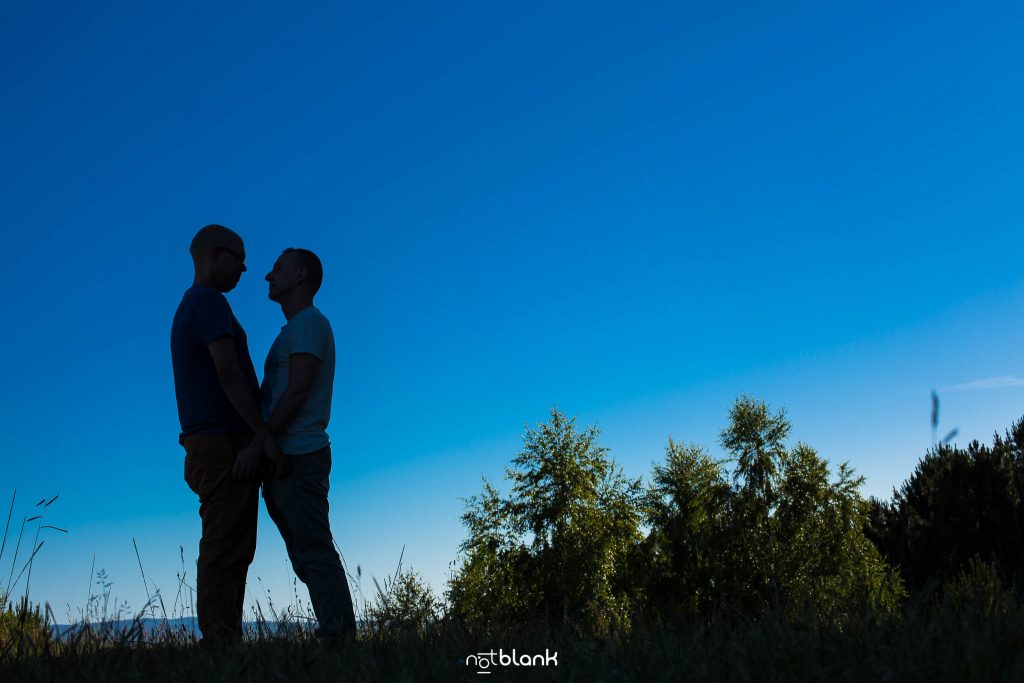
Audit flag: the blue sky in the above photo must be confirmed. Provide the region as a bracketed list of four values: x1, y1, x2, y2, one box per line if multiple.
[2, 0, 1023, 620]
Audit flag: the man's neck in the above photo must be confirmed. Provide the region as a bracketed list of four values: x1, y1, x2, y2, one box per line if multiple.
[193, 271, 218, 290]
[280, 295, 314, 321]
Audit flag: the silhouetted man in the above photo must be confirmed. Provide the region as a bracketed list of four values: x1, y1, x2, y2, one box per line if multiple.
[260, 248, 357, 640]
[170, 224, 287, 644]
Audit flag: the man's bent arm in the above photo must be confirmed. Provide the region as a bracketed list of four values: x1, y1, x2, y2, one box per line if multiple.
[266, 353, 320, 436]
[208, 336, 269, 437]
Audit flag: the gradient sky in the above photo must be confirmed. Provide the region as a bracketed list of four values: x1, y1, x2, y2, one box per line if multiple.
[2, 1, 1023, 621]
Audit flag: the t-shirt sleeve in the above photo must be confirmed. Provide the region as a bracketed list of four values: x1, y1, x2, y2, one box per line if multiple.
[192, 290, 236, 346]
[289, 314, 327, 360]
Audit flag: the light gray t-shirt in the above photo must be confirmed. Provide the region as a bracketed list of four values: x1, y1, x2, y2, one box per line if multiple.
[260, 306, 335, 455]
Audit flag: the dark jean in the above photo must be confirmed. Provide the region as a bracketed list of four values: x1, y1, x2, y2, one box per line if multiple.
[262, 445, 357, 638]
[182, 431, 259, 643]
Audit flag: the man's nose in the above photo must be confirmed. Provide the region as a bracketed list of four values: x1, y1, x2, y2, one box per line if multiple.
[241, 263, 247, 272]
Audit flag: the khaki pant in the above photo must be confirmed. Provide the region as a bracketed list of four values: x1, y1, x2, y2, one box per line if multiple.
[182, 432, 259, 643]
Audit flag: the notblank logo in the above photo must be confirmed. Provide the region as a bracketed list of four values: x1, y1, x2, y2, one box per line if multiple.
[465, 648, 559, 674]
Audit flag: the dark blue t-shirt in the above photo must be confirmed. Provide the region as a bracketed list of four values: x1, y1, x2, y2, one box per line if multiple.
[171, 284, 260, 437]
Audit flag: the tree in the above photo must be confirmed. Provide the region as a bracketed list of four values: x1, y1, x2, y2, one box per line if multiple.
[448, 408, 643, 634]
[721, 395, 790, 509]
[716, 396, 792, 611]
[773, 449, 903, 617]
[639, 438, 730, 618]
[868, 418, 1024, 595]
[645, 396, 903, 620]
[446, 479, 539, 626]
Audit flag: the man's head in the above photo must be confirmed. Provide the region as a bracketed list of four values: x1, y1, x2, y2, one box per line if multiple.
[190, 224, 247, 292]
[265, 248, 323, 303]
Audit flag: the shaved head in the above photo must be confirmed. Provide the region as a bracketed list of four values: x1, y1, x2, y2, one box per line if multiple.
[190, 224, 243, 263]
[189, 224, 247, 292]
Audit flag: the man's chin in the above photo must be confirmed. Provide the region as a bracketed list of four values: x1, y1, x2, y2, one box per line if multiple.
[221, 276, 242, 293]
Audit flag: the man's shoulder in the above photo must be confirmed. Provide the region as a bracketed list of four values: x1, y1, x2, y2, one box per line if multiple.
[173, 285, 238, 348]
[176, 285, 229, 315]
[187, 284, 230, 306]
[292, 307, 333, 332]
[282, 307, 334, 356]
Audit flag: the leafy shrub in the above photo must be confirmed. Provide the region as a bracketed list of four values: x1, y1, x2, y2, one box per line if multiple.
[365, 566, 441, 638]
[939, 556, 1017, 620]
[0, 594, 51, 658]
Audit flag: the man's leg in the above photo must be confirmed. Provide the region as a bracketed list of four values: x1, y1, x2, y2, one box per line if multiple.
[262, 470, 301, 576]
[262, 446, 356, 639]
[184, 432, 259, 643]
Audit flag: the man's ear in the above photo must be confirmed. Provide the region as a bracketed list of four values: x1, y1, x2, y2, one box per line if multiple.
[296, 265, 308, 285]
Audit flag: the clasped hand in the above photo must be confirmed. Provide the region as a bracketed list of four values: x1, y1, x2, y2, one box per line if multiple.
[232, 434, 290, 480]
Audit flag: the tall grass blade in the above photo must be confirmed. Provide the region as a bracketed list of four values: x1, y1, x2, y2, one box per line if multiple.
[0, 489, 14, 567]
[5, 516, 26, 596]
[9, 540, 44, 594]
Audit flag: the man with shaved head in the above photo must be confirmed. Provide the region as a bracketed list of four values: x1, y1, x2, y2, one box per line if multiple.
[260, 247, 357, 641]
[170, 224, 287, 645]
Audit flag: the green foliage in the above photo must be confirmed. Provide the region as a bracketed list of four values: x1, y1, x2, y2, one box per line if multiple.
[448, 407, 643, 634]
[642, 396, 903, 621]
[364, 566, 441, 639]
[451, 397, 903, 631]
[0, 595, 51, 659]
[445, 479, 539, 625]
[638, 438, 730, 618]
[721, 394, 790, 507]
[938, 557, 1017, 621]
[869, 418, 1024, 595]
[0, 491, 59, 660]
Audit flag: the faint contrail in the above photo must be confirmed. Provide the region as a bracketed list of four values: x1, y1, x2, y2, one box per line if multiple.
[940, 375, 1024, 392]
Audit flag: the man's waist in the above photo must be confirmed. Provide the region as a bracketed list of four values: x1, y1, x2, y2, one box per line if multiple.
[179, 426, 252, 445]
[277, 430, 330, 455]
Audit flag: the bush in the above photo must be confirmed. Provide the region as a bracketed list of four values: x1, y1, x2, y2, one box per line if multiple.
[939, 556, 1018, 620]
[365, 566, 441, 638]
[0, 594, 51, 659]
